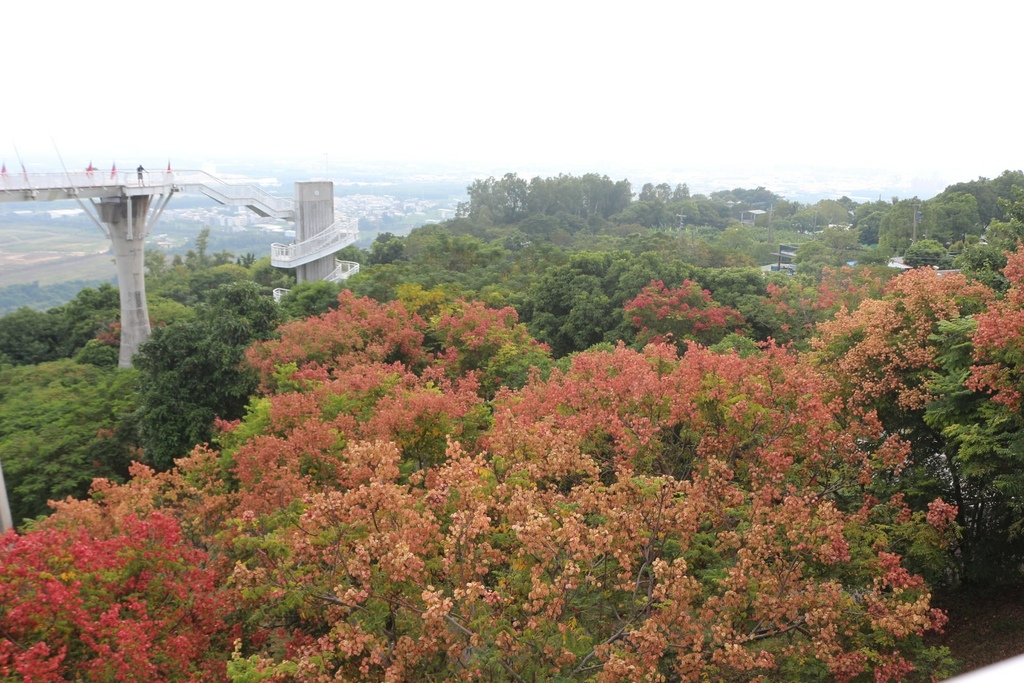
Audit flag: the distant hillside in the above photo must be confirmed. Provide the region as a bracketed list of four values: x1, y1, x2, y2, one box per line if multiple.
[0, 279, 114, 315]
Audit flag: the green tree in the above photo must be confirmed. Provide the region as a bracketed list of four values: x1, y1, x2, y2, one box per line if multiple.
[0, 284, 122, 366]
[249, 256, 295, 292]
[463, 173, 529, 224]
[518, 251, 695, 357]
[0, 360, 139, 526]
[812, 198, 854, 227]
[368, 232, 405, 265]
[940, 170, 1024, 226]
[132, 281, 281, 469]
[879, 199, 921, 254]
[793, 228, 863, 275]
[188, 263, 250, 300]
[903, 239, 950, 268]
[145, 249, 169, 278]
[928, 192, 980, 245]
[53, 283, 121, 354]
[985, 187, 1024, 252]
[954, 243, 1009, 291]
[0, 308, 67, 366]
[184, 227, 212, 270]
[855, 208, 887, 245]
[74, 339, 120, 368]
[278, 279, 344, 319]
[923, 316, 1024, 585]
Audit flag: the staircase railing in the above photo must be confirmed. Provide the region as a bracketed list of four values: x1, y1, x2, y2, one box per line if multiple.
[272, 260, 361, 302]
[171, 171, 294, 219]
[271, 218, 359, 268]
[326, 260, 359, 282]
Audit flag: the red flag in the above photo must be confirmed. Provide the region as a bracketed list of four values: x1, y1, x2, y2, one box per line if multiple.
[111, 162, 117, 179]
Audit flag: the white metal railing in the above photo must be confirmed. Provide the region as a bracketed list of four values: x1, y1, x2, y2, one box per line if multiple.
[326, 260, 360, 282]
[271, 218, 359, 267]
[172, 171, 293, 216]
[0, 169, 176, 193]
[272, 259, 360, 303]
[1, 170, 292, 216]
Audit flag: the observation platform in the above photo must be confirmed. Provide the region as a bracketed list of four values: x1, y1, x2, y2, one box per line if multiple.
[1, 169, 294, 220]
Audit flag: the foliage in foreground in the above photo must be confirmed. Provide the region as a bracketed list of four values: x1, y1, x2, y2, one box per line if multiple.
[0, 514, 231, 682]
[2, 287, 964, 682]
[0, 359, 139, 523]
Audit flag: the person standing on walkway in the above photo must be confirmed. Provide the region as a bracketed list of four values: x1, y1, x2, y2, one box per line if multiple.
[137, 165, 145, 186]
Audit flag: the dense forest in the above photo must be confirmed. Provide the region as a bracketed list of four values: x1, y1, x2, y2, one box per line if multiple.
[2, 169, 1024, 681]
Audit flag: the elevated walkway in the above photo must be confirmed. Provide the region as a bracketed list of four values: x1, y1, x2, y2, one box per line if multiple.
[1, 170, 172, 203]
[271, 217, 359, 268]
[1, 169, 359, 364]
[1, 169, 294, 220]
[171, 171, 294, 220]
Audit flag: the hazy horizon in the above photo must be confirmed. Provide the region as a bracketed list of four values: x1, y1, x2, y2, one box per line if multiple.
[4, 1, 1021, 198]
[4, 151, 989, 205]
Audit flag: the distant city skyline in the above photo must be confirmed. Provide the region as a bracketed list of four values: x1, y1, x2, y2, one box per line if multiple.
[4, 1, 1020, 194]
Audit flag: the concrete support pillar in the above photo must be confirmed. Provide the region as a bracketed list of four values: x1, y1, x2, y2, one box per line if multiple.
[98, 196, 152, 368]
[0, 455, 13, 532]
[294, 181, 335, 282]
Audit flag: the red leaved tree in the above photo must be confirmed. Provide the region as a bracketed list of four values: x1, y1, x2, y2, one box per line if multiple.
[624, 280, 743, 350]
[969, 248, 1024, 408]
[429, 299, 552, 398]
[813, 267, 993, 414]
[245, 290, 430, 390]
[763, 265, 890, 346]
[0, 514, 232, 682]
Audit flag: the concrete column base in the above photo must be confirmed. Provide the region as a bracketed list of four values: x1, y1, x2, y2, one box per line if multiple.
[97, 196, 152, 368]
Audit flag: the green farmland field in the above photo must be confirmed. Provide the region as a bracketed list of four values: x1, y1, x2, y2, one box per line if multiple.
[0, 223, 115, 288]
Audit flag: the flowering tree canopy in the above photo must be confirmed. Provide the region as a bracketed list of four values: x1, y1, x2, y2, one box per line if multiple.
[2, 290, 961, 682]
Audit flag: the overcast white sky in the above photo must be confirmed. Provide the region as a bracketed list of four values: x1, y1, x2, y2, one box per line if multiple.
[3, 0, 1021, 185]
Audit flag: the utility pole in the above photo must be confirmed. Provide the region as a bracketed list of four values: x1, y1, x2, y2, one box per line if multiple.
[911, 200, 921, 243]
[677, 212, 689, 256]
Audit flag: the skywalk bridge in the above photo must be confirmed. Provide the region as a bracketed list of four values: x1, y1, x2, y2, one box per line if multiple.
[1, 169, 294, 218]
[0, 169, 359, 366]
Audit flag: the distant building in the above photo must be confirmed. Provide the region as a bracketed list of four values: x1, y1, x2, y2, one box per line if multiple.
[740, 209, 766, 225]
[887, 256, 913, 270]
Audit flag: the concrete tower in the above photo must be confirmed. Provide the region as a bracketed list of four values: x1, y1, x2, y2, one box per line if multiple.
[294, 181, 336, 282]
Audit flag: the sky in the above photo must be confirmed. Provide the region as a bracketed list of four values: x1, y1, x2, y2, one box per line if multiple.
[3, 0, 1022, 188]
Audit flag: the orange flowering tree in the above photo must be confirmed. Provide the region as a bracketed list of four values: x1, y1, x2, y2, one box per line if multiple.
[810, 266, 1007, 584]
[812, 267, 992, 416]
[762, 266, 891, 346]
[3, 291, 958, 682]
[969, 248, 1024, 409]
[222, 328, 953, 681]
